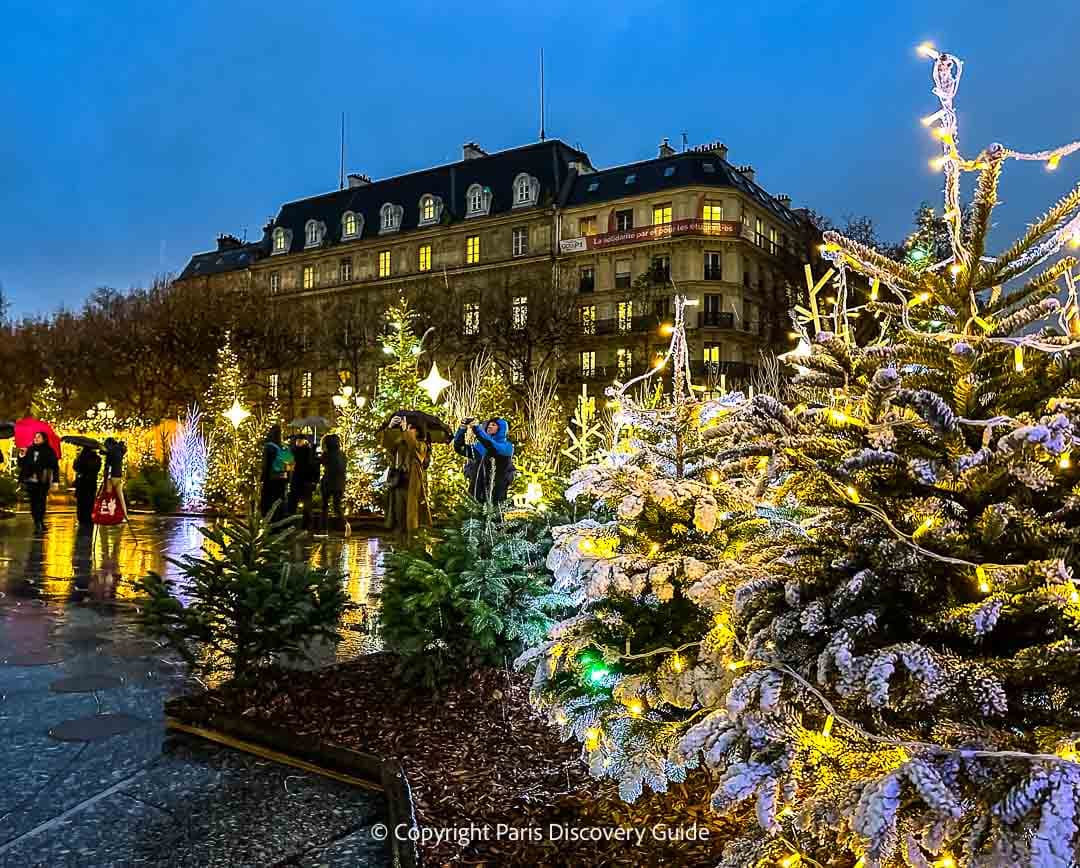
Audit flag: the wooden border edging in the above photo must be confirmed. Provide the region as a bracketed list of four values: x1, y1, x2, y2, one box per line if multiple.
[165, 706, 420, 868]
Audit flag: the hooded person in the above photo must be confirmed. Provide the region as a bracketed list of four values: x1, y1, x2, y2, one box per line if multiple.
[73, 446, 102, 529]
[319, 433, 347, 532]
[259, 425, 292, 519]
[17, 432, 60, 533]
[453, 417, 515, 504]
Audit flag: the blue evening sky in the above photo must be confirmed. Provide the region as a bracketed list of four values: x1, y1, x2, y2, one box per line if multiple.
[0, 0, 1075, 316]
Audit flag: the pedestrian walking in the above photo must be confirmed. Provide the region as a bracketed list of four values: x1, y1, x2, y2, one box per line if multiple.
[453, 417, 515, 504]
[102, 438, 128, 519]
[287, 434, 320, 529]
[17, 432, 59, 533]
[73, 446, 101, 529]
[382, 416, 430, 541]
[319, 433, 346, 532]
[260, 425, 292, 519]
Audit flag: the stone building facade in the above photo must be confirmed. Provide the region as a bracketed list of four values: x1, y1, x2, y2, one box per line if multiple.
[177, 138, 816, 417]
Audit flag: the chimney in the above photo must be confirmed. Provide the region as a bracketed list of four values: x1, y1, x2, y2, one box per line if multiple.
[737, 164, 755, 183]
[658, 137, 676, 158]
[216, 233, 243, 251]
[347, 173, 372, 188]
[462, 141, 488, 160]
[688, 140, 729, 161]
[777, 194, 792, 208]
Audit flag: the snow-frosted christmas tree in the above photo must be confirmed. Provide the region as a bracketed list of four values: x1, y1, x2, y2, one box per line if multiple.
[675, 47, 1080, 867]
[517, 297, 775, 801]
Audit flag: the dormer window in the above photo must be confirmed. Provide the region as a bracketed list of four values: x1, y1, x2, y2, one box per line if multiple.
[379, 203, 403, 234]
[304, 220, 325, 248]
[465, 183, 492, 218]
[512, 173, 540, 208]
[418, 194, 443, 227]
[271, 227, 292, 255]
[342, 211, 362, 240]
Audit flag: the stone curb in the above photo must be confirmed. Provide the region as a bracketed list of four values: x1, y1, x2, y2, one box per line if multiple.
[165, 701, 420, 868]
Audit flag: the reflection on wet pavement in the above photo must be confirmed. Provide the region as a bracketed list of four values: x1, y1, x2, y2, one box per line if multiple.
[0, 512, 391, 866]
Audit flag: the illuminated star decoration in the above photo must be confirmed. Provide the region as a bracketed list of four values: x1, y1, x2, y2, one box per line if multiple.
[223, 398, 250, 430]
[419, 361, 452, 404]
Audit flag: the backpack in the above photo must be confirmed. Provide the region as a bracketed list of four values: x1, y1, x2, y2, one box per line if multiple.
[271, 444, 294, 475]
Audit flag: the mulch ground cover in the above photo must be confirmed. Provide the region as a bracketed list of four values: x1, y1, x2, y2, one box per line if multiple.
[169, 652, 741, 867]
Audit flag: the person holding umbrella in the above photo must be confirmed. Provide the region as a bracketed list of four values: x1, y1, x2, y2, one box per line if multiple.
[318, 433, 347, 533]
[381, 415, 430, 541]
[18, 432, 60, 533]
[287, 434, 320, 530]
[73, 445, 102, 529]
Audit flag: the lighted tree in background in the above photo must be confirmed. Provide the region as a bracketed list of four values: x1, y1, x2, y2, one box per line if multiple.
[168, 404, 208, 510]
[30, 376, 63, 421]
[671, 46, 1080, 867]
[203, 333, 261, 512]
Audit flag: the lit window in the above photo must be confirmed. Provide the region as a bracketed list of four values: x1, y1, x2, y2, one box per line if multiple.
[301, 371, 313, 398]
[422, 196, 435, 222]
[617, 347, 633, 378]
[579, 304, 596, 335]
[418, 244, 432, 272]
[269, 271, 280, 294]
[342, 212, 359, 238]
[704, 345, 721, 365]
[625, 174, 636, 185]
[580, 351, 596, 378]
[755, 217, 764, 246]
[510, 359, 525, 384]
[578, 216, 597, 237]
[463, 302, 480, 336]
[653, 203, 672, 226]
[703, 200, 724, 222]
[512, 296, 528, 331]
[273, 228, 288, 253]
[769, 227, 779, 255]
[512, 227, 528, 256]
[378, 250, 391, 278]
[466, 235, 480, 264]
[340, 259, 352, 282]
[302, 266, 314, 289]
[663, 165, 676, 177]
[268, 372, 280, 399]
[618, 301, 634, 333]
[615, 209, 633, 231]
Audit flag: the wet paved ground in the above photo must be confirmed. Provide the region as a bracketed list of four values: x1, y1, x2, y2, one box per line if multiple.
[0, 512, 391, 867]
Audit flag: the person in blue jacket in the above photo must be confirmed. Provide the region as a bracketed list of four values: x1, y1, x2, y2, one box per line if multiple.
[453, 417, 514, 504]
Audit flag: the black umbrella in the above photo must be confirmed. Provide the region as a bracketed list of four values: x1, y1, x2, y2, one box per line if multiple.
[0, 421, 13, 440]
[61, 435, 104, 451]
[380, 410, 454, 444]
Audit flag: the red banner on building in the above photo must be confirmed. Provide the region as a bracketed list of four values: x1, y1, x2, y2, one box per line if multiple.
[560, 219, 743, 253]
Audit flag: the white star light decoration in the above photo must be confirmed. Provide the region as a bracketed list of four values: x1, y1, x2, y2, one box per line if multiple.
[223, 398, 250, 430]
[419, 361, 452, 404]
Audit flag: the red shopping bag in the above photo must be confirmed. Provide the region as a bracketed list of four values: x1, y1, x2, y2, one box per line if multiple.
[92, 486, 126, 526]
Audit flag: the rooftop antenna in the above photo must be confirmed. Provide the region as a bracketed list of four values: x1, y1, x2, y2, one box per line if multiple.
[339, 112, 346, 190]
[539, 48, 546, 142]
